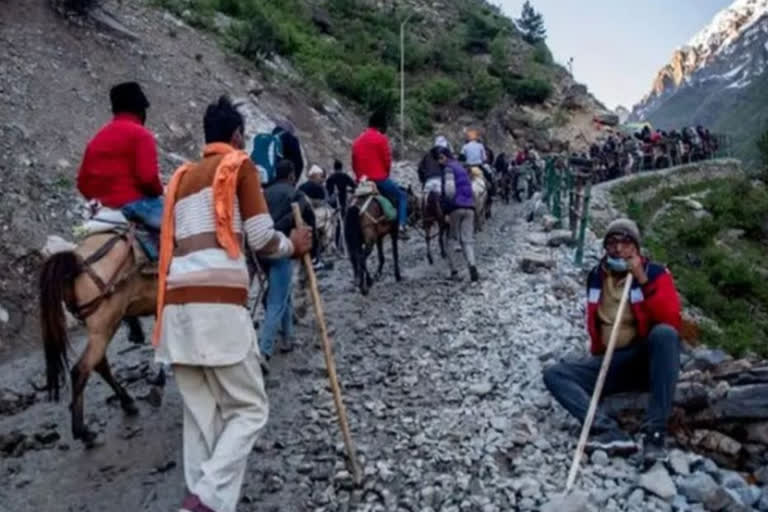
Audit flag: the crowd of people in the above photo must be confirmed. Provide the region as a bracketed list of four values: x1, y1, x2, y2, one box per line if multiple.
[70, 81, 686, 512]
[574, 124, 722, 183]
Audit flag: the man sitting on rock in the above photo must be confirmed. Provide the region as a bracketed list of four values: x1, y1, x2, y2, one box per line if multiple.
[543, 218, 682, 463]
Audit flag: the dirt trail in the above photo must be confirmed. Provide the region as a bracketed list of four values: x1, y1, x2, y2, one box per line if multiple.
[0, 200, 591, 512]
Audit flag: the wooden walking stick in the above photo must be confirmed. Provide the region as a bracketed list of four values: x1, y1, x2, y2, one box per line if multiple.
[565, 274, 634, 492]
[291, 203, 363, 484]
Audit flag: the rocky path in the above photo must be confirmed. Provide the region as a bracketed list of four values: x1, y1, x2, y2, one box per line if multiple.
[1, 201, 766, 512]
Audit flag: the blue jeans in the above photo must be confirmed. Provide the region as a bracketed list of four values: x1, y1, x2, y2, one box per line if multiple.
[374, 178, 407, 227]
[259, 258, 294, 358]
[122, 196, 164, 231]
[543, 324, 680, 433]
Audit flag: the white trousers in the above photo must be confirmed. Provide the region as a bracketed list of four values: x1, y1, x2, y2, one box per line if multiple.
[174, 351, 269, 512]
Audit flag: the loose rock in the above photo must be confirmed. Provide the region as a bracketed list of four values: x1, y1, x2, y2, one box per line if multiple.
[638, 464, 677, 501]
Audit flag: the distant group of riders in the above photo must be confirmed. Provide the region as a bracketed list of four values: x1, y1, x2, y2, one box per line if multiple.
[39, 81, 688, 512]
[572, 124, 722, 183]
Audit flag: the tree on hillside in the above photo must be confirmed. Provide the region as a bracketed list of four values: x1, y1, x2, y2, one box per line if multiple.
[517, 1, 546, 44]
[758, 128, 768, 182]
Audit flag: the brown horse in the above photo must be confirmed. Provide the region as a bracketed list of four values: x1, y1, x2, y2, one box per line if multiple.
[39, 230, 156, 447]
[407, 188, 447, 265]
[344, 195, 402, 295]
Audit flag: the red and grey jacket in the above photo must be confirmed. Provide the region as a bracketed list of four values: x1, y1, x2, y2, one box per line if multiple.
[586, 259, 682, 355]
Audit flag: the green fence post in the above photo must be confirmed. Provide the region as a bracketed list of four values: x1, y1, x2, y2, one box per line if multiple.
[544, 158, 554, 206]
[574, 181, 592, 266]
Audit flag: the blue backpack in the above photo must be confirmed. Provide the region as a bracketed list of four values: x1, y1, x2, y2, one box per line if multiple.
[250, 131, 284, 185]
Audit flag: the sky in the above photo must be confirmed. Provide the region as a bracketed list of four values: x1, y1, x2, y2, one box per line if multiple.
[497, 0, 732, 110]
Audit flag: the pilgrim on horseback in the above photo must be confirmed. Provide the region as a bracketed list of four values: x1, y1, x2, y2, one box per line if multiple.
[78, 82, 163, 241]
[77, 81, 162, 343]
[38, 82, 166, 450]
[435, 147, 479, 282]
[414, 136, 453, 264]
[346, 109, 404, 294]
[155, 96, 311, 512]
[300, 164, 338, 262]
[352, 108, 408, 239]
[460, 130, 492, 232]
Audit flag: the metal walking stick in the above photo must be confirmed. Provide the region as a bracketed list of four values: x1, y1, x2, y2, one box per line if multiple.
[291, 203, 362, 484]
[565, 274, 634, 492]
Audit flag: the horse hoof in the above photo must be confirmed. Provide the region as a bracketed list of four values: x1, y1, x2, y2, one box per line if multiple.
[80, 429, 104, 449]
[122, 399, 139, 416]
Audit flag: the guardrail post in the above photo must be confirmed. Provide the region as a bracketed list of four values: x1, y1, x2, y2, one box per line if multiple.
[574, 180, 591, 266]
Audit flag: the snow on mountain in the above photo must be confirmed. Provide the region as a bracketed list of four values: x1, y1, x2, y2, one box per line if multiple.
[630, 0, 768, 161]
[631, 0, 768, 122]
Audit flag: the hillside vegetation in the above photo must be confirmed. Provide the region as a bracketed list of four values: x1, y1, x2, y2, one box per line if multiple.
[612, 174, 768, 357]
[154, 0, 556, 135]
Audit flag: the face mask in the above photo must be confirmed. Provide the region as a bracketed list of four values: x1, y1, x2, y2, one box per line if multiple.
[605, 256, 629, 273]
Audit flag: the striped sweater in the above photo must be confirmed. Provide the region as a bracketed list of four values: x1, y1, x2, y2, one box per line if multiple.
[165, 144, 293, 306]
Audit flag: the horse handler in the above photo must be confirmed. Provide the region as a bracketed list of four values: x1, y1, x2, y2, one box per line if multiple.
[542, 219, 682, 464]
[153, 96, 311, 512]
[436, 147, 479, 282]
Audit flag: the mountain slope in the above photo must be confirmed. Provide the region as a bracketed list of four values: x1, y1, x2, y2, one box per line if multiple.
[0, 0, 603, 356]
[631, 0, 768, 162]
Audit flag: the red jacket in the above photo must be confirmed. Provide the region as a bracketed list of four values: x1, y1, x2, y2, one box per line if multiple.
[77, 113, 163, 208]
[586, 260, 682, 355]
[352, 128, 391, 182]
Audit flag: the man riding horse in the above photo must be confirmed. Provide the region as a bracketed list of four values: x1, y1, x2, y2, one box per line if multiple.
[352, 108, 408, 239]
[78, 82, 163, 238]
[77, 81, 161, 343]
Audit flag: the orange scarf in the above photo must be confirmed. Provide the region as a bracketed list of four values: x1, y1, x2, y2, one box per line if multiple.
[152, 143, 249, 346]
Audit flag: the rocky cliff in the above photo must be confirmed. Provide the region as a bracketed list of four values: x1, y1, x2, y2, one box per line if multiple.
[631, 0, 768, 161]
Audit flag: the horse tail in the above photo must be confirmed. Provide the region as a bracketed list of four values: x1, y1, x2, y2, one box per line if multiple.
[345, 205, 363, 258]
[39, 251, 81, 402]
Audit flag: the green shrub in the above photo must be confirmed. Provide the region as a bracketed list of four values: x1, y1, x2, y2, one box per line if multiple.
[231, 9, 281, 59]
[156, 0, 558, 127]
[532, 42, 553, 65]
[463, 9, 504, 53]
[428, 33, 466, 74]
[625, 177, 768, 357]
[406, 98, 433, 135]
[459, 69, 502, 113]
[327, 63, 396, 112]
[420, 77, 462, 106]
[504, 77, 552, 104]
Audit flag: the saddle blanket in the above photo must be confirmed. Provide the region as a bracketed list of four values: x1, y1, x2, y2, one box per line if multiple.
[74, 207, 158, 263]
[423, 177, 442, 195]
[374, 195, 398, 222]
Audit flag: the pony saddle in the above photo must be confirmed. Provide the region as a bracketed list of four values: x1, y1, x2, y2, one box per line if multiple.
[352, 180, 397, 222]
[75, 205, 159, 266]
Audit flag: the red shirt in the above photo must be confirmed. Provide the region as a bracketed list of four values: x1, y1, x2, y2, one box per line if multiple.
[586, 260, 682, 355]
[77, 113, 163, 208]
[351, 128, 391, 182]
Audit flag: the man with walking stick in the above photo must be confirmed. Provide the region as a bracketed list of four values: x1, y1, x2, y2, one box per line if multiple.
[543, 218, 682, 465]
[154, 96, 312, 512]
